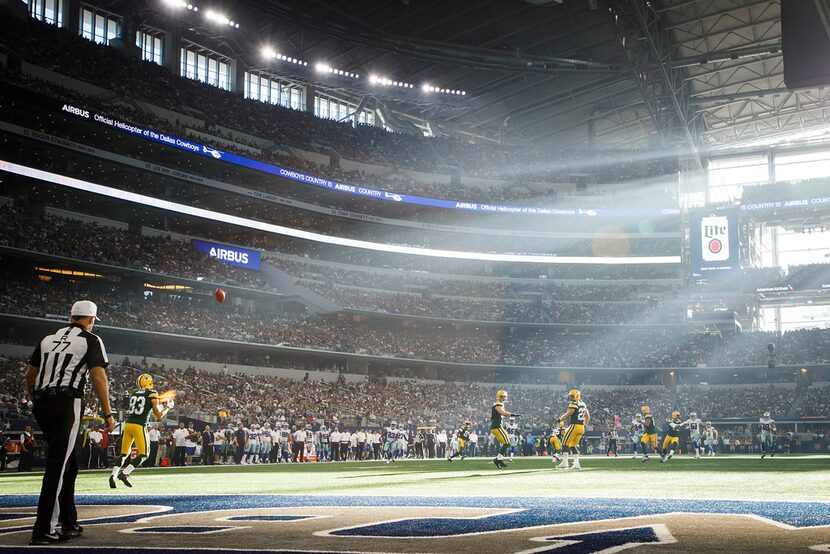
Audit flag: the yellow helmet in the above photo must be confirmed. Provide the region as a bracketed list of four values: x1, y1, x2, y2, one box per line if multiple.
[641, 405, 650, 414]
[672, 410, 681, 420]
[136, 373, 154, 390]
[568, 389, 581, 401]
[496, 390, 508, 402]
[463, 420, 471, 428]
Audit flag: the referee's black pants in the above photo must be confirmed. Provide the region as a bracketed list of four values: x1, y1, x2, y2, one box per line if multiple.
[32, 396, 82, 537]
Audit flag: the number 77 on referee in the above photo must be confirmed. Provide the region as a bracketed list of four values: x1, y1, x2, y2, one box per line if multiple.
[23, 300, 117, 545]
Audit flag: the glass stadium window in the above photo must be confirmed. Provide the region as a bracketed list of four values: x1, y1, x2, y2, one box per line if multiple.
[774, 148, 830, 182]
[136, 29, 163, 65]
[707, 154, 769, 204]
[180, 43, 231, 91]
[80, 6, 120, 45]
[25, 0, 63, 26]
[243, 72, 305, 111]
[313, 94, 373, 125]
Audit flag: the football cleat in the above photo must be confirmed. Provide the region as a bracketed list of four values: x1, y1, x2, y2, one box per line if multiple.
[136, 373, 154, 390]
[29, 533, 64, 545]
[570, 463, 581, 470]
[642, 455, 649, 463]
[109, 475, 116, 489]
[555, 461, 569, 469]
[117, 472, 132, 488]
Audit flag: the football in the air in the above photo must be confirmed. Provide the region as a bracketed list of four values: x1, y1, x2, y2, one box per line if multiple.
[214, 288, 226, 303]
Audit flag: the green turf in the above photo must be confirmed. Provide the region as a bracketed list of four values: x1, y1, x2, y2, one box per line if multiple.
[2, 455, 829, 501]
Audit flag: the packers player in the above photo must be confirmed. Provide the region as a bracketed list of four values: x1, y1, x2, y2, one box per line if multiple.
[549, 421, 564, 464]
[110, 374, 171, 488]
[639, 406, 659, 463]
[661, 411, 682, 463]
[490, 390, 522, 469]
[556, 389, 589, 470]
[448, 421, 471, 462]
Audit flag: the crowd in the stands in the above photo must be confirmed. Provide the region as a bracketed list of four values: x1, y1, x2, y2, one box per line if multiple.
[1, 358, 827, 440]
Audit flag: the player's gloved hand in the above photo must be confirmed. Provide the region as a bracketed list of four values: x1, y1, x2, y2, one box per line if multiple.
[166, 400, 175, 409]
[512, 413, 523, 418]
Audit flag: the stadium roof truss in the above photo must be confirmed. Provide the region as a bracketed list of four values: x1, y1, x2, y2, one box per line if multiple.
[143, 0, 830, 153]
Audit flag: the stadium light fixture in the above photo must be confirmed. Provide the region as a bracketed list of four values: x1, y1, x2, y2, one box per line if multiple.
[263, 49, 308, 66]
[315, 63, 359, 79]
[423, 84, 466, 96]
[204, 9, 238, 28]
[369, 74, 413, 89]
[163, 0, 199, 9]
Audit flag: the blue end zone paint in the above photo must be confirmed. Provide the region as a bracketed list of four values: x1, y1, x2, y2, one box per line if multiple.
[224, 515, 315, 522]
[537, 527, 661, 553]
[129, 526, 235, 534]
[0, 495, 828, 534]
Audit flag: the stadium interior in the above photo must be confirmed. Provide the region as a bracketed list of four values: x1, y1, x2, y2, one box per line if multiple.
[0, 0, 829, 552]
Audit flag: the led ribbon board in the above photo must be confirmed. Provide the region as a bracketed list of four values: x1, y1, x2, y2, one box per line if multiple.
[58, 102, 681, 219]
[0, 160, 681, 265]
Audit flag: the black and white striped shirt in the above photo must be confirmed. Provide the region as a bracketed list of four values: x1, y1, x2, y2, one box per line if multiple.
[29, 323, 109, 397]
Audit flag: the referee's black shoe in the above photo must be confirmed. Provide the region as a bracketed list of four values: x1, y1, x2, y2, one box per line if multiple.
[29, 532, 66, 545]
[62, 524, 83, 539]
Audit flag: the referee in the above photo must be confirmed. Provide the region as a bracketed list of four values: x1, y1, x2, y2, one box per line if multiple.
[24, 300, 115, 545]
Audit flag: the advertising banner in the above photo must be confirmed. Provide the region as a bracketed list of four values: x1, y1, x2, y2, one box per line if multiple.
[191, 239, 260, 270]
[689, 211, 740, 276]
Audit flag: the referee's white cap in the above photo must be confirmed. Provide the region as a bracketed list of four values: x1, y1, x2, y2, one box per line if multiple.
[71, 300, 100, 321]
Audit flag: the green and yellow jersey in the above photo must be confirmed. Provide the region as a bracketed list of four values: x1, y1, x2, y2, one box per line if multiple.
[458, 427, 471, 441]
[125, 388, 158, 426]
[491, 402, 505, 429]
[568, 400, 587, 425]
[666, 418, 682, 437]
[643, 413, 656, 434]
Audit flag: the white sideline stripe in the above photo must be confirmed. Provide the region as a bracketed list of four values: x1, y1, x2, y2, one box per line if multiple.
[0, 159, 682, 265]
[48, 398, 81, 534]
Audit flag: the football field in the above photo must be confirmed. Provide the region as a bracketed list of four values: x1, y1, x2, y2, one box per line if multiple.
[1, 455, 829, 552]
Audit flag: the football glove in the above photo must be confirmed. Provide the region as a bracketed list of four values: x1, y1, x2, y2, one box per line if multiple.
[165, 400, 175, 409]
[512, 413, 523, 418]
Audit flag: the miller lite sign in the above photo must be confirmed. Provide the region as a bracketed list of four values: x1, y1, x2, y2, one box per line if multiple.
[701, 214, 730, 262]
[690, 210, 739, 277]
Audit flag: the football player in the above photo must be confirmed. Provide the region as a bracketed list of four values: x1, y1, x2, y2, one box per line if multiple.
[110, 373, 171, 488]
[549, 422, 564, 464]
[639, 406, 659, 463]
[260, 423, 272, 464]
[630, 413, 645, 459]
[490, 389, 522, 469]
[384, 421, 398, 463]
[682, 411, 703, 459]
[318, 424, 331, 462]
[448, 421, 471, 462]
[759, 411, 777, 459]
[556, 389, 589, 470]
[661, 411, 682, 463]
[704, 421, 718, 457]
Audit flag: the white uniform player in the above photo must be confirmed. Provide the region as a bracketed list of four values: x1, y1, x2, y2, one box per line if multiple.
[759, 412, 777, 459]
[630, 414, 645, 459]
[245, 425, 260, 464]
[704, 422, 718, 457]
[384, 423, 398, 463]
[395, 428, 408, 459]
[683, 412, 704, 459]
[260, 424, 272, 463]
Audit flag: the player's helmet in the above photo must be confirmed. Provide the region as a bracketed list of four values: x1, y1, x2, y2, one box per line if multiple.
[463, 420, 471, 428]
[763, 411, 770, 418]
[634, 413, 643, 421]
[641, 405, 650, 414]
[568, 389, 581, 401]
[390, 420, 397, 428]
[706, 421, 712, 426]
[672, 410, 681, 420]
[496, 390, 508, 402]
[690, 412, 697, 418]
[136, 373, 154, 390]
